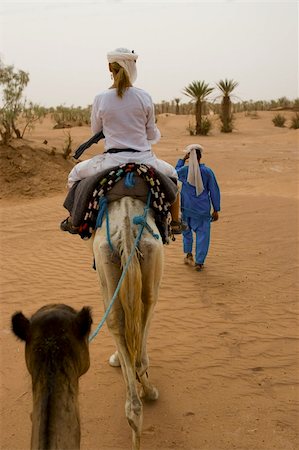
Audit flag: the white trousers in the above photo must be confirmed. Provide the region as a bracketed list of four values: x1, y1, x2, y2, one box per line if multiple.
[68, 151, 177, 188]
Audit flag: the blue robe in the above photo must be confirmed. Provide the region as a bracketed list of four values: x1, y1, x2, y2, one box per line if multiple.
[175, 159, 221, 264]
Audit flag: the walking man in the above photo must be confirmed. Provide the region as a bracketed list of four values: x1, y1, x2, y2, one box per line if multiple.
[175, 144, 221, 271]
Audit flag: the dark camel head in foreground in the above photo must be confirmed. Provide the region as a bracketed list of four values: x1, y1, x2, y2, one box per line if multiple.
[11, 303, 92, 450]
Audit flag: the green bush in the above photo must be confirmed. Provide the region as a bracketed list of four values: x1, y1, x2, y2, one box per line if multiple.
[200, 117, 212, 135]
[51, 105, 91, 128]
[272, 114, 286, 127]
[290, 113, 299, 129]
[187, 116, 212, 136]
[62, 130, 73, 159]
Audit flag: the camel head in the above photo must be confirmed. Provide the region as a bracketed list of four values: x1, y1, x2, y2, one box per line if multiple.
[11, 304, 92, 381]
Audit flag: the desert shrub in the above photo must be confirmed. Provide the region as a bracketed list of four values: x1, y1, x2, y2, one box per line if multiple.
[187, 116, 212, 136]
[200, 117, 212, 135]
[290, 113, 299, 129]
[245, 111, 260, 119]
[21, 103, 47, 137]
[293, 98, 299, 110]
[0, 61, 47, 143]
[272, 114, 286, 127]
[0, 61, 28, 142]
[52, 105, 91, 128]
[62, 131, 73, 159]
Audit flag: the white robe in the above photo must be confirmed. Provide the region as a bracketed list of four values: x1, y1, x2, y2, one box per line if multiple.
[68, 151, 177, 188]
[68, 86, 177, 187]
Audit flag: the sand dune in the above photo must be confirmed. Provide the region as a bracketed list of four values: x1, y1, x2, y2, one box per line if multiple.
[1, 112, 298, 449]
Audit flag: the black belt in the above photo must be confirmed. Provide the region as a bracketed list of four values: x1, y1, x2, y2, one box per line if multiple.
[72, 132, 150, 160]
[105, 148, 150, 154]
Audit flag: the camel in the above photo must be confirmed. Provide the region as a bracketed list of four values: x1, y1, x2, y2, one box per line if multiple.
[11, 303, 92, 450]
[92, 195, 164, 450]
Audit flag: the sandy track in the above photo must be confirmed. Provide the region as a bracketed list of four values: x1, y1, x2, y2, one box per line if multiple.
[1, 112, 298, 449]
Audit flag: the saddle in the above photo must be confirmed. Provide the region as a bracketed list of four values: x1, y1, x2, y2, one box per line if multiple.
[63, 163, 178, 243]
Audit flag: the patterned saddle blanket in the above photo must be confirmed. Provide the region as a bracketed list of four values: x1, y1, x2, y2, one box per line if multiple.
[63, 163, 178, 242]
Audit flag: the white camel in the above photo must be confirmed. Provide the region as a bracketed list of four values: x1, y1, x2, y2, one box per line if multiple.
[92, 195, 164, 450]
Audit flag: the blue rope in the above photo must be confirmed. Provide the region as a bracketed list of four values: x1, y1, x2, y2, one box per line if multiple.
[124, 172, 135, 188]
[133, 216, 159, 240]
[89, 192, 156, 342]
[95, 197, 108, 229]
[105, 207, 114, 252]
[95, 197, 113, 252]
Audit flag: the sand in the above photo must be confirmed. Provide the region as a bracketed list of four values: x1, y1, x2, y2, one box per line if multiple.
[0, 111, 298, 450]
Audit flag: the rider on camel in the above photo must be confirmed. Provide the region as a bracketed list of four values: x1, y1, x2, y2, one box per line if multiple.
[61, 47, 184, 234]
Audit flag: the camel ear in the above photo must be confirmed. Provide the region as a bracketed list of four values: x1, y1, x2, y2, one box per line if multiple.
[11, 312, 30, 342]
[75, 307, 92, 338]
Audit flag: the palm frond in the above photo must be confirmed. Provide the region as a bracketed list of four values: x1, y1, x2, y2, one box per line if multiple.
[216, 79, 239, 96]
[182, 80, 214, 101]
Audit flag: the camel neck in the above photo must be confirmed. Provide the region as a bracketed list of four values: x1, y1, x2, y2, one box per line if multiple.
[31, 375, 80, 450]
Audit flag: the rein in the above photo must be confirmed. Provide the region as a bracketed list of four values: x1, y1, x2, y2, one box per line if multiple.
[89, 191, 159, 343]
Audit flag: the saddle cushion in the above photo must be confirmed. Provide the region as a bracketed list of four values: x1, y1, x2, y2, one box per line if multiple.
[106, 176, 149, 204]
[63, 164, 178, 241]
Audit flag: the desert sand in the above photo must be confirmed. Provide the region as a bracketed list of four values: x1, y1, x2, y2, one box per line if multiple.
[0, 111, 298, 450]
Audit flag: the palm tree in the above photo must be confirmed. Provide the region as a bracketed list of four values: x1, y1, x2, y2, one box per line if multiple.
[182, 81, 214, 134]
[216, 79, 238, 132]
[174, 98, 180, 115]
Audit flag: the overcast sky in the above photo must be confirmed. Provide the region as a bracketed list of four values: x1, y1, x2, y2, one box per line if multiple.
[0, 1, 298, 107]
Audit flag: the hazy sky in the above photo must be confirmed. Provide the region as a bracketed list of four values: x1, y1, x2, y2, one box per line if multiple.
[1, 1, 298, 107]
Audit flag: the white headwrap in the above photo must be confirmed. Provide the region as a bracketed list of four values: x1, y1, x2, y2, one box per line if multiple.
[184, 144, 204, 196]
[107, 47, 138, 84]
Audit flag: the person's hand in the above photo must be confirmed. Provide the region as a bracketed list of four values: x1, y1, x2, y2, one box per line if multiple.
[212, 211, 219, 222]
[183, 153, 189, 161]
